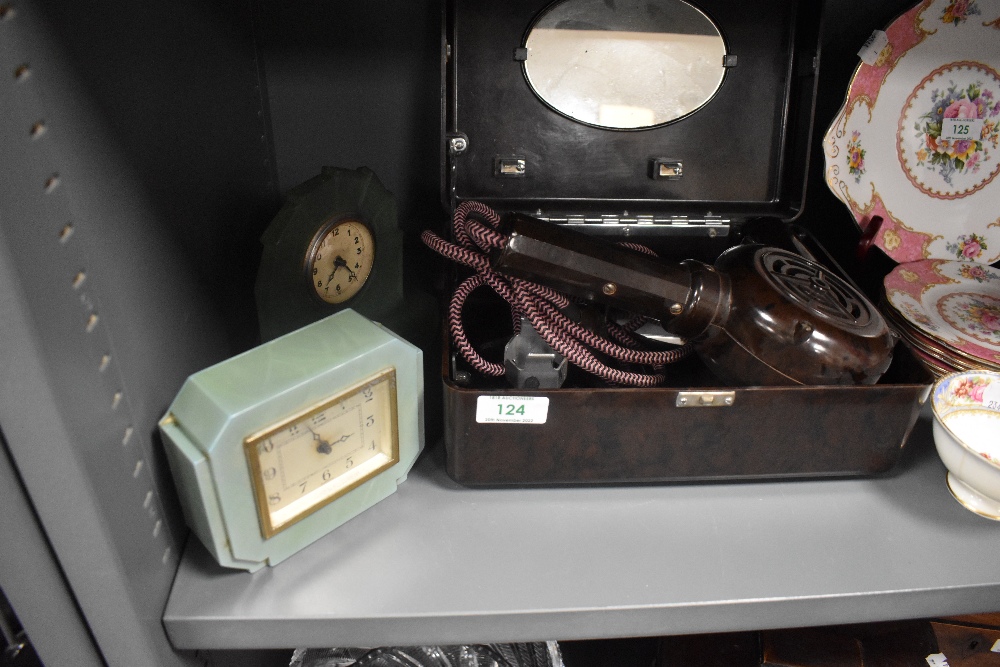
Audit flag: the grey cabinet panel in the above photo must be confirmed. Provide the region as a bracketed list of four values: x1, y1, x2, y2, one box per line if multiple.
[0, 432, 103, 667]
[0, 1, 262, 664]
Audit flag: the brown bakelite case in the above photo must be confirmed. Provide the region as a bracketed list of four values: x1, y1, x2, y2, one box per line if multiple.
[440, 0, 933, 486]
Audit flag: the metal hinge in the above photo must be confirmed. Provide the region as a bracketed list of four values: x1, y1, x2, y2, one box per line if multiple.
[543, 214, 730, 227]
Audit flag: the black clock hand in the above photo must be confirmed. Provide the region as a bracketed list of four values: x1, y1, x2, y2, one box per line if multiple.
[324, 256, 357, 293]
[335, 256, 358, 282]
[307, 427, 333, 455]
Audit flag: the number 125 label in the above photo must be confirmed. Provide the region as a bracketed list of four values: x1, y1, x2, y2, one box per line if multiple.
[476, 396, 550, 424]
[941, 118, 984, 141]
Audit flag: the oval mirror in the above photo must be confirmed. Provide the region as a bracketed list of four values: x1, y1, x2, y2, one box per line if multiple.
[523, 0, 727, 129]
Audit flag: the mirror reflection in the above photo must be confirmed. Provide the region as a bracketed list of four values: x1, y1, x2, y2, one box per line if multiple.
[523, 0, 727, 129]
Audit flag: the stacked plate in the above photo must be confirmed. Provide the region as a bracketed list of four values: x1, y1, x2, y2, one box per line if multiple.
[883, 259, 1000, 377]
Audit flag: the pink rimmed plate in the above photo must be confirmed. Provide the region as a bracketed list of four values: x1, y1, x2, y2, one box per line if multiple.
[824, 0, 1000, 264]
[884, 258, 1000, 366]
[882, 300, 989, 373]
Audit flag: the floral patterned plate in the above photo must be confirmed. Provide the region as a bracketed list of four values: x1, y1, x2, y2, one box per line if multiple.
[884, 258, 1000, 366]
[824, 0, 1000, 264]
[882, 298, 990, 372]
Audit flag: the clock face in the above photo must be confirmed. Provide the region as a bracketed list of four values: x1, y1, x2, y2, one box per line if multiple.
[244, 368, 399, 539]
[306, 218, 375, 305]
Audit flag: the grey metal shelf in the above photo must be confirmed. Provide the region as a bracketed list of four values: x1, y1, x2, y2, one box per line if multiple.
[164, 412, 1000, 650]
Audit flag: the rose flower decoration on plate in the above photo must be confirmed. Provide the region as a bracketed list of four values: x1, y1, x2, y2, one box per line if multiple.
[824, 0, 1000, 265]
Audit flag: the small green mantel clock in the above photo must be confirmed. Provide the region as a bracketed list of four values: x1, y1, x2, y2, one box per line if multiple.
[254, 166, 434, 345]
[159, 309, 424, 571]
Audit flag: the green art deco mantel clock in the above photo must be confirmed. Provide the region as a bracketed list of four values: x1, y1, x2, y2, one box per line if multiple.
[254, 166, 435, 345]
[159, 309, 424, 571]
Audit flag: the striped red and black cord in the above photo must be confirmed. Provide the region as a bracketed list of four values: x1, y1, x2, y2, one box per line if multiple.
[421, 201, 693, 387]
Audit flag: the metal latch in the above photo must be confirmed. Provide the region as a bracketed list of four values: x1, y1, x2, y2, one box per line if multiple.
[495, 157, 526, 177]
[651, 158, 683, 180]
[676, 391, 736, 408]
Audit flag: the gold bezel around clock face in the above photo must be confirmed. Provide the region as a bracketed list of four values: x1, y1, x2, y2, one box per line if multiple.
[305, 217, 376, 305]
[244, 368, 400, 539]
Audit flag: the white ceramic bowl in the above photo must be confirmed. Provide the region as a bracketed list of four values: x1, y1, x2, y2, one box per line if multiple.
[931, 371, 1000, 519]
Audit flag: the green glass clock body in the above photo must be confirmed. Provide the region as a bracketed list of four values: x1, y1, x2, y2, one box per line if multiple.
[159, 309, 424, 571]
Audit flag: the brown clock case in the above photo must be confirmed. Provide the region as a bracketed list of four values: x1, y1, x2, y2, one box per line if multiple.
[438, 0, 932, 486]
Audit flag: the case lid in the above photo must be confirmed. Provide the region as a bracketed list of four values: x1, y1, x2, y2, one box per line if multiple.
[444, 0, 822, 226]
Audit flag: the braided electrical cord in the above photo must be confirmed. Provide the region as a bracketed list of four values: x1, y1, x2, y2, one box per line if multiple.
[421, 202, 694, 387]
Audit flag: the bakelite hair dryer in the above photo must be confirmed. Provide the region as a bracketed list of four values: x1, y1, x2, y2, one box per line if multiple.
[491, 213, 896, 386]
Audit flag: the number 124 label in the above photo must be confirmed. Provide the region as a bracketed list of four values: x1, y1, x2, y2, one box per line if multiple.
[476, 396, 550, 424]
